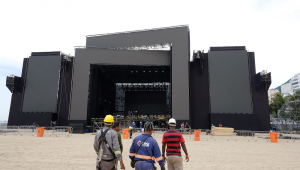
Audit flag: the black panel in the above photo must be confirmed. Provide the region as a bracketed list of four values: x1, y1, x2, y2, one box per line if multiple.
[190, 54, 210, 129]
[98, 65, 170, 83]
[70, 123, 86, 134]
[6, 76, 22, 93]
[210, 46, 246, 51]
[7, 58, 28, 126]
[256, 72, 272, 91]
[210, 113, 259, 131]
[249, 52, 271, 131]
[31, 51, 61, 56]
[9, 112, 54, 126]
[57, 57, 74, 126]
[208, 50, 253, 114]
[22, 55, 61, 113]
[125, 91, 167, 115]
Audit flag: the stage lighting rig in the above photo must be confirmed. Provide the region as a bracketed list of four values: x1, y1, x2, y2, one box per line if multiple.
[61, 54, 71, 71]
[256, 70, 272, 91]
[6, 75, 21, 93]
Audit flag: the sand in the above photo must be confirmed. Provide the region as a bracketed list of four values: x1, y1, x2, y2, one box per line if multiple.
[0, 132, 300, 170]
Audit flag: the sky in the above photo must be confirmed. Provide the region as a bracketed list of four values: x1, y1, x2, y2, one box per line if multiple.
[0, 0, 300, 121]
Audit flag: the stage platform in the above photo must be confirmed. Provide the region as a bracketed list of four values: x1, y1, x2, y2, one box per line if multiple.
[91, 118, 169, 132]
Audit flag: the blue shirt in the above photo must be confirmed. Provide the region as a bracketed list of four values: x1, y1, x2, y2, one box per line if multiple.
[133, 123, 136, 128]
[129, 134, 164, 167]
[140, 123, 143, 128]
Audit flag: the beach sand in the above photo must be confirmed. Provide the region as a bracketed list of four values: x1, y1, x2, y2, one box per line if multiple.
[0, 132, 300, 170]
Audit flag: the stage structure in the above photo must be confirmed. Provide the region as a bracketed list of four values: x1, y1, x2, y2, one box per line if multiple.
[6, 26, 271, 131]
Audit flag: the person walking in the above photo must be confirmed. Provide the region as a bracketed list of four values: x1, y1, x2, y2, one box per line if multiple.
[129, 125, 133, 139]
[112, 121, 123, 170]
[140, 122, 143, 132]
[129, 121, 165, 170]
[112, 121, 123, 153]
[94, 115, 125, 170]
[162, 118, 189, 170]
[132, 122, 136, 133]
[185, 122, 191, 134]
[180, 122, 184, 133]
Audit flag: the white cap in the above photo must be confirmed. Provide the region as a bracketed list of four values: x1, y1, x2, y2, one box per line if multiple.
[168, 118, 176, 126]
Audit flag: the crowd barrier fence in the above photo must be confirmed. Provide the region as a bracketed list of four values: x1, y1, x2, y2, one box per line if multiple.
[0, 126, 73, 137]
[130, 128, 300, 143]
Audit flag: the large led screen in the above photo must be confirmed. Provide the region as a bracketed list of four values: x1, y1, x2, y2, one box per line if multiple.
[208, 50, 253, 114]
[22, 55, 61, 113]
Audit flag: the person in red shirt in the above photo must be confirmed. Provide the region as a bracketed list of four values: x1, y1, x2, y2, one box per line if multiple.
[162, 118, 189, 170]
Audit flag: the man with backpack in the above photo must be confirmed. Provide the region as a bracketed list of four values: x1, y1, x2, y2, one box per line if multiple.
[129, 121, 165, 170]
[94, 115, 125, 170]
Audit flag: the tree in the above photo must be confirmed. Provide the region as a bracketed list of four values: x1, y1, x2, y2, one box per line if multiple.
[269, 92, 285, 115]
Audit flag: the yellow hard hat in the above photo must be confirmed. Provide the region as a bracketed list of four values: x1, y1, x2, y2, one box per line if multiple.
[104, 115, 114, 123]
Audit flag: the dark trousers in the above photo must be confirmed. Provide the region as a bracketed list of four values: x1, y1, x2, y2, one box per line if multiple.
[135, 161, 154, 170]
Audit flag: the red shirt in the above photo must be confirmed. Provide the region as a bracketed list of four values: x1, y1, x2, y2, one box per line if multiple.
[162, 130, 185, 156]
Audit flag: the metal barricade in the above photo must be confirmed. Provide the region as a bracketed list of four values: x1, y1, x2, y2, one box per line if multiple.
[252, 131, 270, 142]
[232, 130, 254, 141]
[0, 123, 7, 129]
[0, 126, 73, 137]
[18, 126, 36, 136]
[0, 126, 19, 136]
[52, 126, 73, 137]
[276, 131, 300, 142]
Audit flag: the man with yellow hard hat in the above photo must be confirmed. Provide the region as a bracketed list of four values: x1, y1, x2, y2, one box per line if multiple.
[94, 115, 125, 170]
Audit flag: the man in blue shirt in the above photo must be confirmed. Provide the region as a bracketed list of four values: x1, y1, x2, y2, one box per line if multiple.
[129, 121, 165, 170]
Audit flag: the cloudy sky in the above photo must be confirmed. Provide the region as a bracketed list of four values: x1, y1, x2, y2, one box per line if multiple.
[0, 0, 299, 121]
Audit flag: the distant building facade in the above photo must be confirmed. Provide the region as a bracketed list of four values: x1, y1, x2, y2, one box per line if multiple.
[271, 72, 300, 97]
[291, 72, 300, 93]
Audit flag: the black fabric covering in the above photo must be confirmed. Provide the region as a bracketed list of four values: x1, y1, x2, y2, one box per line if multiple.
[70, 123, 86, 134]
[9, 112, 55, 126]
[125, 91, 167, 115]
[57, 58, 74, 126]
[7, 58, 28, 126]
[249, 52, 271, 131]
[190, 55, 210, 129]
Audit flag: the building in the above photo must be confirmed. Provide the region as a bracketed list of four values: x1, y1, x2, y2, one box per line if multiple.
[291, 72, 300, 93]
[5, 26, 271, 131]
[272, 72, 300, 96]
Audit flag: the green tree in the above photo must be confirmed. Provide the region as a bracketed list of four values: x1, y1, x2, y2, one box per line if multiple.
[269, 92, 285, 115]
